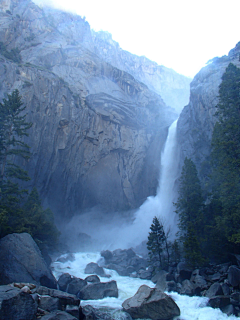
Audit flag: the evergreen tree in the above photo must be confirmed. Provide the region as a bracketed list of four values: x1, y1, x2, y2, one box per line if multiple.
[22, 187, 59, 249]
[175, 157, 205, 266]
[147, 216, 169, 270]
[0, 89, 32, 204]
[211, 63, 240, 251]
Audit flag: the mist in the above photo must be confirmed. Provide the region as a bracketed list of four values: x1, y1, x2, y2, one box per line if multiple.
[59, 120, 180, 253]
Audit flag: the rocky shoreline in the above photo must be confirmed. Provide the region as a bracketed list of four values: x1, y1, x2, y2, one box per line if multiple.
[1, 233, 240, 319]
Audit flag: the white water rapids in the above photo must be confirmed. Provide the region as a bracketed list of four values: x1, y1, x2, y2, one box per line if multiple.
[52, 252, 238, 320]
[52, 120, 238, 319]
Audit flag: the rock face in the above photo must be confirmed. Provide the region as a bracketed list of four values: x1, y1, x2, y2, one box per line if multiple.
[122, 285, 180, 320]
[0, 0, 178, 221]
[92, 31, 191, 114]
[0, 233, 57, 288]
[177, 42, 240, 177]
[0, 285, 37, 320]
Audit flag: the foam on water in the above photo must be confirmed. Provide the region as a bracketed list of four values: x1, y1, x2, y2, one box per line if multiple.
[52, 252, 239, 320]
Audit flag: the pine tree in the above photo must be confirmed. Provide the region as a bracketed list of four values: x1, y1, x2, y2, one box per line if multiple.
[0, 90, 32, 236]
[175, 157, 205, 266]
[211, 63, 240, 250]
[147, 216, 168, 270]
[22, 187, 59, 249]
[0, 89, 32, 206]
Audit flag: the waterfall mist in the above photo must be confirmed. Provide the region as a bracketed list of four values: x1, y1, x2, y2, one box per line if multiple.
[61, 119, 180, 251]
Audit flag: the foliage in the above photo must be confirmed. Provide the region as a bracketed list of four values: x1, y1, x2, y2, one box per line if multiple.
[147, 216, 170, 270]
[174, 157, 205, 267]
[0, 42, 21, 63]
[0, 90, 59, 248]
[210, 63, 240, 253]
[22, 188, 59, 249]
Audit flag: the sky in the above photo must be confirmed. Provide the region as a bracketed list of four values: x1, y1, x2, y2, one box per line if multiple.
[33, 0, 240, 78]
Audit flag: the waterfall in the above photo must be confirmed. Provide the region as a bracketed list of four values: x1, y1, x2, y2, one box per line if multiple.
[111, 119, 180, 249]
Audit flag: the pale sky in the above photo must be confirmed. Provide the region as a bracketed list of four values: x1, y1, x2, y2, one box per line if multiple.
[33, 0, 240, 78]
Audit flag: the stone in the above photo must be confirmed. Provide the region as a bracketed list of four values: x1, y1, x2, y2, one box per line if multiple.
[35, 286, 80, 307]
[58, 273, 72, 292]
[79, 280, 118, 300]
[180, 280, 195, 296]
[85, 262, 109, 277]
[0, 233, 57, 288]
[39, 295, 60, 312]
[155, 271, 167, 291]
[40, 310, 78, 319]
[66, 305, 80, 318]
[206, 283, 223, 298]
[137, 269, 152, 280]
[207, 296, 230, 310]
[67, 277, 87, 295]
[151, 270, 167, 284]
[177, 262, 193, 281]
[0, 285, 37, 320]
[57, 254, 75, 263]
[228, 266, 240, 287]
[122, 284, 180, 320]
[222, 283, 231, 296]
[85, 275, 101, 283]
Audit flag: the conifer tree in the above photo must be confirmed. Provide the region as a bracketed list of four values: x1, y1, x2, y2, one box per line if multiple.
[175, 157, 205, 266]
[0, 89, 32, 206]
[147, 216, 168, 269]
[211, 63, 240, 250]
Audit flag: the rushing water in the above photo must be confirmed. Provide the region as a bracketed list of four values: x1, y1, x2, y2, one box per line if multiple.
[52, 252, 239, 320]
[52, 120, 239, 319]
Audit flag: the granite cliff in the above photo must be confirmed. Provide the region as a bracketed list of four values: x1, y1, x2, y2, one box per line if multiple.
[177, 42, 240, 179]
[92, 31, 191, 114]
[0, 0, 189, 221]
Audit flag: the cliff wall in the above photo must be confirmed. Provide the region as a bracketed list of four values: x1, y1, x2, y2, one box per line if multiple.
[0, 0, 177, 220]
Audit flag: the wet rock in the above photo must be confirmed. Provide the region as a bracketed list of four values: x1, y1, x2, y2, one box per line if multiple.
[206, 283, 223, 298]
[177, 262, 193, 281]
[228, 266, 240, 287]
[0, 285, 37, 320]
[207, 296, 230, 310]
[222, 283, 231, 296]
[35, 286, 80, 307]
[39, 295, 60, 312]
[122, 284, 180, 320]
[85, 262, 110, 278]
[58, 273, 72, 291]
[85, 275, 101, 283]
[79, 280, 118, 300]
[67, 277, 87, 295]
[180, 280, 195, 296]
[57, 254, 75, 263]
[40, 310, 78, 319]
[0, 233, 57, 289]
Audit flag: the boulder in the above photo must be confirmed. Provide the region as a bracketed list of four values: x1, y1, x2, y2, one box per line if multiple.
[137, 269, 152, 280]
[58, 273, 72, 291]
[39, 295, 60, 312]
[180, 280, 195, 296]
[85, 262, 110, 277]
[82, 305, 132, 320]
[207, 296, 230, 310]
[0, 233, 57, 288]
[206, 283, 223, 298]
[228, 266, 240, 287]
[85, 275, 101, 283]
[0, 285, 37, 320]
[222, 283, 231, 296]
[40, 310, 78, 319]
[152, 270, 167, 284]
[177, 262, 193, 281]
[155, 271, 167, 291]
[122, 285, 180, 320]
[79, 280, 118, 300]
[57, 253, 75, 263]
[35, 286, 80, 307]
[67, 277, 87, 295]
